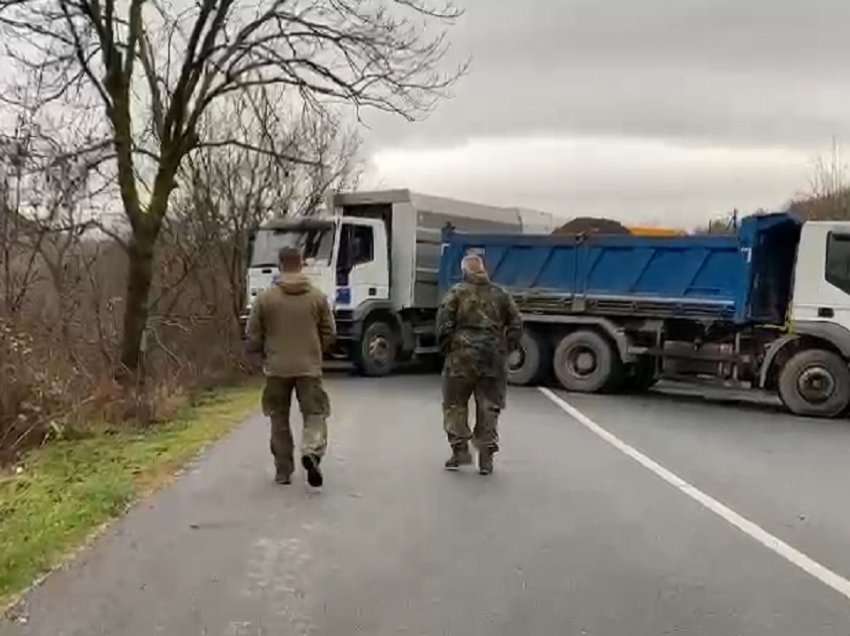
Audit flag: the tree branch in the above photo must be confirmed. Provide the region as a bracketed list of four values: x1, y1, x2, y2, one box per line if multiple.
[195, 138, 321, 166]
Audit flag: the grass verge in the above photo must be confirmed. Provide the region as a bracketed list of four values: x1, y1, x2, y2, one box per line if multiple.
[0, 383, 261, 610]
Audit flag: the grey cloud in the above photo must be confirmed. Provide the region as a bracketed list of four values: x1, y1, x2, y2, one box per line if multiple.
[365, 136, 810, 225]
[362, 0, 850, 151]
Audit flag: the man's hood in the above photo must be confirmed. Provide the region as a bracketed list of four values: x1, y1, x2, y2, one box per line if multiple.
[276, 273, 311, 295]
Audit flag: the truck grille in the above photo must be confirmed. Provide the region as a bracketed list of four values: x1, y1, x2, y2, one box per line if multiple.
[334, 310, 355, 339]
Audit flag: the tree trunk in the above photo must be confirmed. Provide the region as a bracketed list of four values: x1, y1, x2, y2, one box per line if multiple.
[115, 154, 176, 378]
[119, 227, 157, 376]
[228, 240, 247, 334]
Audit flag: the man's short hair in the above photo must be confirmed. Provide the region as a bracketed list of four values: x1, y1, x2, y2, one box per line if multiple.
[278, 246, 303, 270]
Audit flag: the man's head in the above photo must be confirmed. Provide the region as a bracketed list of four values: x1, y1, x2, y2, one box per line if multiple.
[278, 246, 303, 273]
[461, 254, 487, 280]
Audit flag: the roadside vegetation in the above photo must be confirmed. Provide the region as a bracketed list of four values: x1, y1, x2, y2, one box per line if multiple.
[0, 384, 260, 609]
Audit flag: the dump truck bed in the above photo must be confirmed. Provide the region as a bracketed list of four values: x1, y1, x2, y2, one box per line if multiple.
[439, 213, 801, 325]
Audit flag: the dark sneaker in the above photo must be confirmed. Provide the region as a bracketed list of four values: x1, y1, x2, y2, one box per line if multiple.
[302, 455, 323, 487]
[478, 449, 494, 475]
[444, 447, 473, 471]
[275, 472, 292, 485]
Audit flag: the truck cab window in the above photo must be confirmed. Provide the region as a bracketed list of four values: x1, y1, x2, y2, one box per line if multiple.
[826, 233, 850, 294]
[337, 225, 374, 285]
[351, 225, 374, 265]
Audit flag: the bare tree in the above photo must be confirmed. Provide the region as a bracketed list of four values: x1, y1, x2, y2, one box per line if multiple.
[789, 139, 850, 221]
[0, 109, 108, 317]
[164, 88, 361, 331]
[0, 0, 465, 377]
[691, 210, 740, 235]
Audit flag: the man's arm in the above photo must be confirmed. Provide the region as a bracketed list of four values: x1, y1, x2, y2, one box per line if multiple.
[436, 287, 460, 353]
[317, 295, 336, 352]
[503, 291, 523, 351]
[245, 297, 264, 355]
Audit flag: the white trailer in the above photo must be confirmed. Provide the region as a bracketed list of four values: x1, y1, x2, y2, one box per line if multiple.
[244, 189, 555, 374]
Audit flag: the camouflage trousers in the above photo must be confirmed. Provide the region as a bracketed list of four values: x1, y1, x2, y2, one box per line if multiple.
[442, 372, 506, 452]
[262, 376, 330, 476]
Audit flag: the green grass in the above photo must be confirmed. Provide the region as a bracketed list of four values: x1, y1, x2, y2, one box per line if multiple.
[0, 383, 261, 610]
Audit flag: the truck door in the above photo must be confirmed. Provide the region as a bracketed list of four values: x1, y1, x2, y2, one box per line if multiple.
[792, 223, 850, 333]
[335, 220, 389, 310]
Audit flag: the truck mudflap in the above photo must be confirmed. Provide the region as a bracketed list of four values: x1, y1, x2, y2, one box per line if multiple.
[758, 334, 799, 388]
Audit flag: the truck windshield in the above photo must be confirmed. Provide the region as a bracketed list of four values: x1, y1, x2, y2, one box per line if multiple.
[250, 227, 335, 267]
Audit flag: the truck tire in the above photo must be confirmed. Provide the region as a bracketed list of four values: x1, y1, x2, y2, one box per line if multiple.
[778, 349, 850, 418]
[508, 329, 550, 386]
[553, 330, 622, 393]
[622, 356, 658, 393]
[355, 321, 398, 377]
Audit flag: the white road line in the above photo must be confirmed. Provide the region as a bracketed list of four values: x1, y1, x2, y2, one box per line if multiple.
[538, 387, 850, 602]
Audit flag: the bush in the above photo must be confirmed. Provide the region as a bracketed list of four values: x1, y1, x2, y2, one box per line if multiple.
[0, 231, 252, 463]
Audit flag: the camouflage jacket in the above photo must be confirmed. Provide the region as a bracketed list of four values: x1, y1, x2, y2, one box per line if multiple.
[436, 272, 522, 378]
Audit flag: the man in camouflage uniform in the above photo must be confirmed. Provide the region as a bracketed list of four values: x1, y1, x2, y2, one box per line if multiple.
[436, 253, 522, 475]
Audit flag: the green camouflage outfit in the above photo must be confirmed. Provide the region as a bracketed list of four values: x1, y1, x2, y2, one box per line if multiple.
[436, 270, 522, 466]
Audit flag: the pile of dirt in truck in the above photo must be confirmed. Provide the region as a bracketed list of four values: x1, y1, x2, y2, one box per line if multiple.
[552, 217, 630, 235]
[552, 218, 684, 236]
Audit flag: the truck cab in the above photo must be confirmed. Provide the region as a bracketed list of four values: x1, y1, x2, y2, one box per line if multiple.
[245, 215, 392, 369]
[791, 222, 850, 335]
[246, 216, 389, 318]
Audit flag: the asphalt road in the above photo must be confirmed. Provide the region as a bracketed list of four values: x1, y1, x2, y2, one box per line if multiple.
[4, 375, 850, 635]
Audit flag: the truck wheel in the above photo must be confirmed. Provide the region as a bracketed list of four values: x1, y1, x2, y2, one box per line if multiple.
[355, 321, 398, 377]
[778, 349, 850, 418]
[508, 329, 550, 386]
[553, 330, 622, 393]
[622, 356, 658, 393]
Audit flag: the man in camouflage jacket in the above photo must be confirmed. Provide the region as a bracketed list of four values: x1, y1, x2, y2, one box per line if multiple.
[246, 246, 335, 487]
[436, 253, 522, 475]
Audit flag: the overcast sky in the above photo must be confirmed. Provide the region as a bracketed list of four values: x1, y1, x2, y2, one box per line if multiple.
[360, 0, 850, 228]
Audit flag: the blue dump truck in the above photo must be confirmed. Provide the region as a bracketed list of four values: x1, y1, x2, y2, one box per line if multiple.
[439, 213, 850, 418]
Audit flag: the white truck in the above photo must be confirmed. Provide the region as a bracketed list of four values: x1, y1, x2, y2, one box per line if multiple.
[244, 189, 555, 374]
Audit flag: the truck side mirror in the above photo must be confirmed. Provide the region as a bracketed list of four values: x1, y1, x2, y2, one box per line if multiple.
[246, 229, 257, 264]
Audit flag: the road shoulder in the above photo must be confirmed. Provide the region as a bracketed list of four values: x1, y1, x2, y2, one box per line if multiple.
[0, 384, 260, 615]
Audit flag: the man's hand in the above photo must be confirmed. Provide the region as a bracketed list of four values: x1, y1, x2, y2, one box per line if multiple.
[244, 300, 265, 373]
[436, 287, 460, 353]
[243, 345, 264, 375]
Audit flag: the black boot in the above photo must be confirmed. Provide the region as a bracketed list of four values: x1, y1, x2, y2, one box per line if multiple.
[478, 448, 495, 475]
[301, 454, 323, 487]
[275, 462, 292, 485]
[444, 445, 473, 470]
